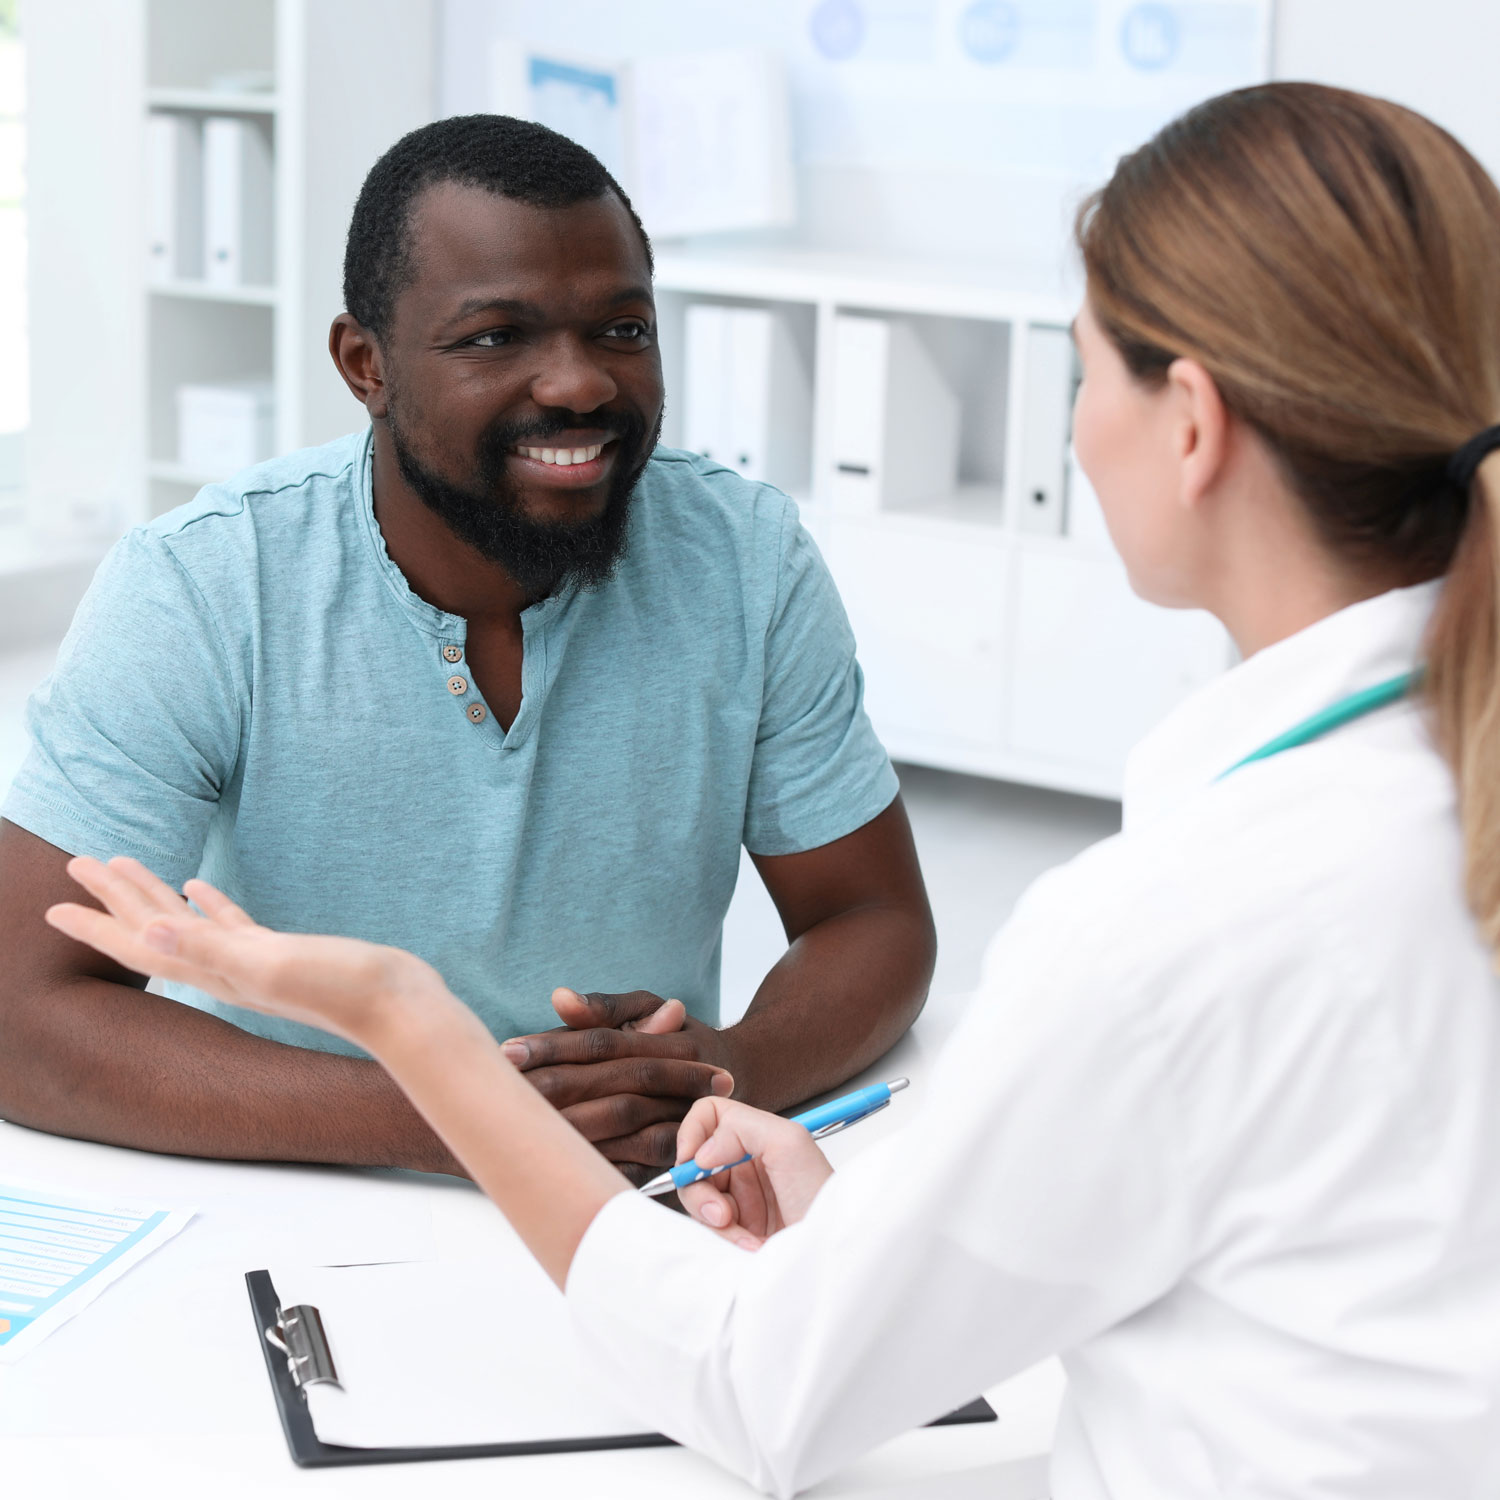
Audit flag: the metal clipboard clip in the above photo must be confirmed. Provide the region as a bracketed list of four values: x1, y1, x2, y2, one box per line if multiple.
[264, 1302, 341, 1390]
[809, 1098, 890, 1142]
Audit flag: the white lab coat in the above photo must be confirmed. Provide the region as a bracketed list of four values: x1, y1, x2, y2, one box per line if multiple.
[567, 581, 1500, 1498]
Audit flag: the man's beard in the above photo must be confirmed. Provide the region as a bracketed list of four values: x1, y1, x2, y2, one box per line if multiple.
[387, 403, 658, 596]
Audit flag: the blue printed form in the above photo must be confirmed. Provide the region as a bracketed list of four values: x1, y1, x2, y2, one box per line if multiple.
[0, 1182, 194, 1362]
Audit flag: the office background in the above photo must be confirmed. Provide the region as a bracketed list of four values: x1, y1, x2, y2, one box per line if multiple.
[1, 0, 1496, 1009]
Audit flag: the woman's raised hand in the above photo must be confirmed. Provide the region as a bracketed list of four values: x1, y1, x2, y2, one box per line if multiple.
[45, 856, 451, 1050]
[674, 1096, 835, 1250]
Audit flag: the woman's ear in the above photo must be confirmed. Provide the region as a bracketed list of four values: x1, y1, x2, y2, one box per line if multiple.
[1166, 357, 1232, 514]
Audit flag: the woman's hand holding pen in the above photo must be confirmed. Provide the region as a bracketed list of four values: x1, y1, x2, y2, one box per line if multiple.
[675, 1097, 834, 1251]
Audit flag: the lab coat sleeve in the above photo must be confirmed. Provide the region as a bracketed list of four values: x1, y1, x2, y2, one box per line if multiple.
[566, 867, 1199, 1497]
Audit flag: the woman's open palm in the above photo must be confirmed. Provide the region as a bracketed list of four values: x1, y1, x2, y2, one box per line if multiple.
[45, 856, 446, 1049]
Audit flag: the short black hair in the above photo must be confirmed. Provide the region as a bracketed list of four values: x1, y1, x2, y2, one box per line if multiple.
[343, 114, 653, 343]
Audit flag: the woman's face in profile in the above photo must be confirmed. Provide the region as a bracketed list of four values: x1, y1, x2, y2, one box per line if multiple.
[1071, 296, 1203, 611]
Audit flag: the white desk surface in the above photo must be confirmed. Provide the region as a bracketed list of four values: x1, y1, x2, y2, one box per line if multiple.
[1, 997, 1061, 1500]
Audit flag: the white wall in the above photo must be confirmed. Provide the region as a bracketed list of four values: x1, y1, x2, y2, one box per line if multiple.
[440, 0, 1500, 272]
[1275, 0, 1500, 181]
[438, 0, 1272, 284]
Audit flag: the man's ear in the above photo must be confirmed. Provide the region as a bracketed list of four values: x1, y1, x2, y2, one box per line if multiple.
[1166, 356, 1231, 515]
[329, 314, 389, 419]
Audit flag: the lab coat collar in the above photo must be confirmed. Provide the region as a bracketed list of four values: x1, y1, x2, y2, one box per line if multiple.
[1123, 580, 1443, 831]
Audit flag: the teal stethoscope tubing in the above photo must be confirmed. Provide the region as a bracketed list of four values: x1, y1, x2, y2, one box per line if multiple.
[1216, 669, 1423, 781]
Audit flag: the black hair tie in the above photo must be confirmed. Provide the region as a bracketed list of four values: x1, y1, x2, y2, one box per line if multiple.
[1447, 425, 1500, 492]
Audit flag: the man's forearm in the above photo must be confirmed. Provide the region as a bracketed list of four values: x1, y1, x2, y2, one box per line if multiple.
[718, 903, 933, 1114]
[0, 975, 461, 1172]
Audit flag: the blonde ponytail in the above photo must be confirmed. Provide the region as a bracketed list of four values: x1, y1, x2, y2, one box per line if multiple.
[1429, 452, 1500, 950]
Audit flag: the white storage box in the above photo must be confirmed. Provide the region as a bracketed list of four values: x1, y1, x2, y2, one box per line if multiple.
[176, 381, 275, 477]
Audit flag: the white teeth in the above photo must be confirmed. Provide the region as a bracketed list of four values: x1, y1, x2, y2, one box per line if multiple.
[514, 443, 605, 467]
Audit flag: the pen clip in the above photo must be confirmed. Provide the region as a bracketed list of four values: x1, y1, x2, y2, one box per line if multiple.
[809, 1098, 889, 1141]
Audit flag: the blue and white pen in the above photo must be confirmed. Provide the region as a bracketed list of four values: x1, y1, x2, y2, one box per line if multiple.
[638, 1078, 909, 1199]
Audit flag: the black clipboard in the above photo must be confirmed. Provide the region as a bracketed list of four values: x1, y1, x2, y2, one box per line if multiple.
[247, 1269, 996, 1469]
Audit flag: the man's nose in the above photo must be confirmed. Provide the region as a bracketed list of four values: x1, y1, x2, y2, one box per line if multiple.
[529, 335, 619, 414]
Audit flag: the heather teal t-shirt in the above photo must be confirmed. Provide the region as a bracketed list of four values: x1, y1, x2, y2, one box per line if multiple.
[3, 430, 897, 1055]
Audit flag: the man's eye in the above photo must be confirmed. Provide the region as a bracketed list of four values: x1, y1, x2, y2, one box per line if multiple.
[467, 330, 513, 348]
[605, 321, 651, 342]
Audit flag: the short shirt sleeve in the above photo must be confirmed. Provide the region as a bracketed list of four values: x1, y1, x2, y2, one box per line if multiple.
[741, 504, 898, 856]
[1, 527, 244, 890]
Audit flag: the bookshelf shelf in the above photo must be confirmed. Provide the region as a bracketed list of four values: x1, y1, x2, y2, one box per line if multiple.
[149, 279, 279, 307]
[147, 88, 281, 115]
[654, 252, 1231, 797]
[147, 460, 233, 487]
[140, 0, 435, 522]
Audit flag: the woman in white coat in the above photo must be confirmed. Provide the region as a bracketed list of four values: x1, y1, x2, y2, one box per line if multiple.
[49, 82, 1500, 1496]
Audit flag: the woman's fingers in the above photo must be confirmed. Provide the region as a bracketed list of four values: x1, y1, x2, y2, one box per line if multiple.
[107, 856, 193, 917]
[679, 1175, 738, 1228]
[62, 856, 173, 930]
[44, 900, 238, 998]
[676, 1094, 736, 1163]
[50, 861, 451, 1052]
[676, 1099, 781, 1243]
[48, 859, 256, 1001]
[674, 1096, 835, 1239]
[688, 1101, 780, 1173]
[45, 900, 154, 973]
[183, 878, 256, 928]
[680, 1165, 771, 1249]
[138, 911, 261, 980]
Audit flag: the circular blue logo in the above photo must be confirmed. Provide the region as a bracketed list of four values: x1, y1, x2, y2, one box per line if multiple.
[809, 0, 866, 61]
[1120, 3, 1179, 71]
[958, 0, 1020, 64]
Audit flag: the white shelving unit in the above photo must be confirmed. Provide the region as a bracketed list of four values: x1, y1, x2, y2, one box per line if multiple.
[27, 3, 1218, 797]
[140, 0, 434, 520]
[654, 250, 1232, 800]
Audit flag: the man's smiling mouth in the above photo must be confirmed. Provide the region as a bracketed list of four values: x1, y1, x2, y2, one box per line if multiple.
[512, 441, 607, 467]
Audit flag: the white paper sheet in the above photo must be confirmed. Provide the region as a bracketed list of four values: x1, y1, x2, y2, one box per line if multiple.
[268, 1256, 655, 1448]
[0, 1180, 194, 1362]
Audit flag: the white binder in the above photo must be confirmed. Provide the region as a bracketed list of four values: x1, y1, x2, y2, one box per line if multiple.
[146, 113, 203, 283]
[682, 303, 731, 469]
[830, 314, 959, 514]
[682, 304, 811, 493]
[203, 116, 274, 288]
[1016, 325, 1076, 536]
[725, 307, 774, 480]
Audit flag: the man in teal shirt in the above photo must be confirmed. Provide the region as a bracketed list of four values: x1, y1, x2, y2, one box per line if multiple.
[0, 117, 934, 1182]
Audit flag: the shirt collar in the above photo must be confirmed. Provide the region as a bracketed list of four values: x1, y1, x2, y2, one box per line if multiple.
[1122, 580, 1442, 831]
